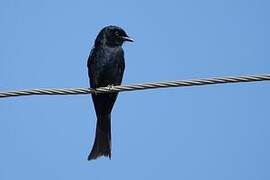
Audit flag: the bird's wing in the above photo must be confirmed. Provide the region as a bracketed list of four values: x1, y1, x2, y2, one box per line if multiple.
[115, 49, 125, 85]
[87, 48, 99, 88]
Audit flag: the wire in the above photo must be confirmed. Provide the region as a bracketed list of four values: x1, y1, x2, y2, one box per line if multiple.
[0, 74, 269, 98]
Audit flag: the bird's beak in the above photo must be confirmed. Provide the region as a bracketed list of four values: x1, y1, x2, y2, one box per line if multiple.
[122, 36, 134, 42]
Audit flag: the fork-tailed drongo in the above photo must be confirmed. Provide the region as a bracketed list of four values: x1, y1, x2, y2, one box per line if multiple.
[87, 26, 133, 160]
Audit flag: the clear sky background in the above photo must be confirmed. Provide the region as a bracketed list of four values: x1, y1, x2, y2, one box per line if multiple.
[0, 0, 270, 179]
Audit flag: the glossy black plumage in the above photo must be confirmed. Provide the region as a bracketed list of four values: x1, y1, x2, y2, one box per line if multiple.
[87, 26, 133, 160]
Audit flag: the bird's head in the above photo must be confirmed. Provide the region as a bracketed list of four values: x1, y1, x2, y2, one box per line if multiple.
[95, 25, 133, 47]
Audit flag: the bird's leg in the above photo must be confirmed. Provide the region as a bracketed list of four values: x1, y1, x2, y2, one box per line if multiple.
[94, 88, 99, 95]
[91, 88, 98, 95]
[106, 84, 114, 92]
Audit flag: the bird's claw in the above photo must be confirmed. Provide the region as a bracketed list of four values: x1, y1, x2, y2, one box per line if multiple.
[106, 84, 114, 91]
[93, 88, 98, 95]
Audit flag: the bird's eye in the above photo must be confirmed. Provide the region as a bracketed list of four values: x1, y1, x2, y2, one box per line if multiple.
[114, 31, 120, 36]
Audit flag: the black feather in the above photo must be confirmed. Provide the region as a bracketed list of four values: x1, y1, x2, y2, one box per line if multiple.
[87, 25, 132, 160]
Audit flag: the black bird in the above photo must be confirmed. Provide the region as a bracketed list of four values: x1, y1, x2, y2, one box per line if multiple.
[87, 26, 133, 160]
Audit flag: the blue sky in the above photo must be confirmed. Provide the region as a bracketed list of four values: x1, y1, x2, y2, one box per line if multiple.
[0, 0, 270, 179]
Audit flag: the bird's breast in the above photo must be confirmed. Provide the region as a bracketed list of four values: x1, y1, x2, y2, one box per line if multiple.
[91, 47, 124, 87]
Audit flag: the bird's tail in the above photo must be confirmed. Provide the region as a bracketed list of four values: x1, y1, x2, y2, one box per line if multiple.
[88, 115, 111, 160]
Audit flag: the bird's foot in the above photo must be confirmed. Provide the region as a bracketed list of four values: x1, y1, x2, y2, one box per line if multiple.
[106, 84, 114, 92]
[91, 88, 98, 95]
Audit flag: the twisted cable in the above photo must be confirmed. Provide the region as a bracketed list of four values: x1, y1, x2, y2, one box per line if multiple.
[0, 74, 269, 98]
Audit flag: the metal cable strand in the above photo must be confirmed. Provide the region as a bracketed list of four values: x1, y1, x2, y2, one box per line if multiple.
[0, 74, 269, 98]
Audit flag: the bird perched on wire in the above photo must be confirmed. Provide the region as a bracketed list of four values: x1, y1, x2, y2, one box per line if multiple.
[87, 25, 133, 160]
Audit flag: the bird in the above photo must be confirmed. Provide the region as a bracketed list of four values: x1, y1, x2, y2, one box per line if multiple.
[87, 25, 133, 160]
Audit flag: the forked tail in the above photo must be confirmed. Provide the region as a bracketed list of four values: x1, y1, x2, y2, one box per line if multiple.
[88, 115, 111, 160]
